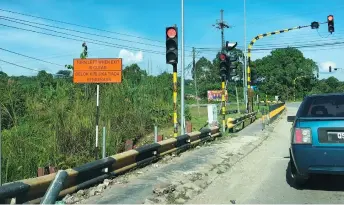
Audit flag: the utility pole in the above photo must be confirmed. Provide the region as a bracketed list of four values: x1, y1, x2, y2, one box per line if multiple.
[213, 9, 230, 51]
[213, 9, 230, 133]
[192, 47, 200, 116]
[180, 0, 186, 135]
[243, 0, 248, 110]
[0, 104, 2, 185]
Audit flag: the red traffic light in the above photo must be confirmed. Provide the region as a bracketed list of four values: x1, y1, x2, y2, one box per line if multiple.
[328, 15, 333, 21]
[219, 54, 226, 61]
[167, 28, 177, 38]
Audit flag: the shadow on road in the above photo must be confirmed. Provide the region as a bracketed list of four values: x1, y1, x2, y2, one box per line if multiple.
[304, 174, 344, 191]
[286, 160, 344, 191]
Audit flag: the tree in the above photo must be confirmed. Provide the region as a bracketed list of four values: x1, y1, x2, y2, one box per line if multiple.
[37, 70, 54, 88]
[123, 64, 147, 84]
[251, 47, 318, 100]
[56, 70, 72, 77]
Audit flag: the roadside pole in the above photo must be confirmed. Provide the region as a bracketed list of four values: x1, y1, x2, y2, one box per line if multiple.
[221, 76, 226, 133]
[102, 126, 106, 159]
[154, 125, 158, 143]
[173, 64, 178, 137]
[236, 86, 240, 114]
[165, 26, 179, 137]
[0, 105, 2, 186]
[245, 21, 322, 112]
[73, 57, 123, 160]
[180, 0, 185, 135]
[243, 0, 248, 110]
[95, 84, 100, 159]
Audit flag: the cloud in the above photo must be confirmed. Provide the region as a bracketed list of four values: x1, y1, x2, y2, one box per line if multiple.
[118, 49, 143, 65]
[320, 61, 336, 72]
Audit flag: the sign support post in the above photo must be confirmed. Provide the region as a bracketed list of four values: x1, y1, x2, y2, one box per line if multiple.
[95, 84, 100, 159]
[73, 58, 122, 160]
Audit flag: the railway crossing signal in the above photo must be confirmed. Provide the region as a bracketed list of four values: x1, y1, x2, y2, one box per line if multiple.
[327, 15, 334, 34]
[166, 27, 178, 64]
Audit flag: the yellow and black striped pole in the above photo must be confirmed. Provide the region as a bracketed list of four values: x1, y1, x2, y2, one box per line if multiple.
[293, 75, 308, 102]
[246, 25, 310, 113]
[173, 64, 178, 137]
[221, 77, 226, 133]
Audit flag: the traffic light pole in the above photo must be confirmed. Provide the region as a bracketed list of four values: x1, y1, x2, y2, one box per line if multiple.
[173, 64, 178, 137]
[221, 76, 226, 133]
[246, 24, 311, 113]
[165, 26, 179, 137]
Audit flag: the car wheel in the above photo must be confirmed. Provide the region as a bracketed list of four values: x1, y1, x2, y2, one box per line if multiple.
[286, 159, 308, 189]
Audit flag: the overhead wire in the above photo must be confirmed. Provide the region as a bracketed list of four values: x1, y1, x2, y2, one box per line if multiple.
[0, 8, 196, 49]
[1, 8, 342, 70]
[241, 4, 344, 27]
[0, 23, 166, 55]
[0, 15, 165, 49]
[0, 47, 64, 67]
[0, 8, 164, 43]
[0, 58, 40, 72]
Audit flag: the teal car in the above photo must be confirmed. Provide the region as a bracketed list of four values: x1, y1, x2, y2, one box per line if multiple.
[287, 93, 344, 188]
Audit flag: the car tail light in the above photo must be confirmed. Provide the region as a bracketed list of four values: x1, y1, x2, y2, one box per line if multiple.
[293, 128, 312, 144]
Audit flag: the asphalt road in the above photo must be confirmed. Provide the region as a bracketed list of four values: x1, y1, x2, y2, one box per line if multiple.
[190, 102, 344, 204]
[81, 106, 268, 204]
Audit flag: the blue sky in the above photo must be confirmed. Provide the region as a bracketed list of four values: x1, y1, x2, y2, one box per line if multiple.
[0, 0, 343, 80]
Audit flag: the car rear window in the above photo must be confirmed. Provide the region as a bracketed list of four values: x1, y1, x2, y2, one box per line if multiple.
[298, 95, 344, 117]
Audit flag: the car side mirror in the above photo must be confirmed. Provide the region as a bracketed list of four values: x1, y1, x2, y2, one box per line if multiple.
[287, 116, 296, 122]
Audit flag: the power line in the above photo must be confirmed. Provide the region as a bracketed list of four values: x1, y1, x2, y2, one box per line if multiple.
[0, 47, 64, 67]
[0, 19, 168, 53]
[196, 39, 344, 52]
[0, 8, 197, 49]
[0, 18, 194, 54]
[241, 5, 344, 27]
[252, 41, 344, 50]
[0, 23, 166, 55]
[0, 15, 167, 49]
[0, 58, 40, 72]
[0, 8, 165, 44]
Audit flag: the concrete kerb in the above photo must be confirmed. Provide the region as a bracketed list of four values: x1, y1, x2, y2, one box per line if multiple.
[145, 108, 287, 204]
[0, 127, 220, 204]
[226, 111, 257, 133]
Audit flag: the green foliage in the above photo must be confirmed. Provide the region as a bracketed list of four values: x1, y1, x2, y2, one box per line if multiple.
[1, 46, 342, 183]
[0, 63, 192, 183]
[187, 47, 343, 103]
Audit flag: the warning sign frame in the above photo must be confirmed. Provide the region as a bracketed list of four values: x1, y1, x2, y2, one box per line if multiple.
[73, 58, 122, 84]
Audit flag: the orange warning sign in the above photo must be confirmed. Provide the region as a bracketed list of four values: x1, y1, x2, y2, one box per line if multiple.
[73, 58, 122, 83]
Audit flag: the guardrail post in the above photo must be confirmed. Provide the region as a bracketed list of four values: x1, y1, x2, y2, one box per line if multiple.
[186, 121, 192, 133]
[261, 110, 266, 130]
[157, 135, 163, 142]
[37, 167, 45, 177]
[226, 118, 235, 133]
[125, 140, 133, 151]
[40, 170, 68, 204]
[154, 125, 158, 143]
[102, 127, 106, 159]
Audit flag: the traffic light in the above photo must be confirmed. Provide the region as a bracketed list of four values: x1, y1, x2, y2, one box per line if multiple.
[327, 15, 334, 33]
[329, 66, 332, 72]
[228, 55, 238, 77]
[311, 21, 319, 29]
[166, 26, 178, 64]
[81, 42, 88, 59]
[219, 53, 228, 79]
[225, 41, 237, 51]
